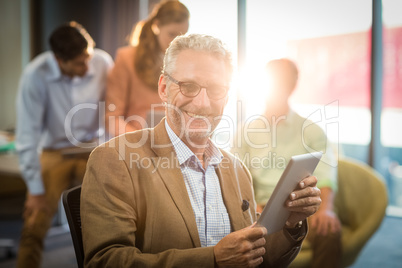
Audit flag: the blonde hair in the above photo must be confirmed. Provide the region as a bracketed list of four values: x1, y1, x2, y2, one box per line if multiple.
[130, 0, 189, 91]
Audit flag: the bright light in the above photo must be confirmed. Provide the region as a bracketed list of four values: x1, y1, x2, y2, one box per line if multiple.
[382, 108, 402, 148]
[294, 104, 371, 146]
[178, 0, 374, 149]
[383, 0, 402, 27]
[235, 61, 271, 118]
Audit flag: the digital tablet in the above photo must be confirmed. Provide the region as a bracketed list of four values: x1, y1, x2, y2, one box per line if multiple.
[256, 151, 322, 234]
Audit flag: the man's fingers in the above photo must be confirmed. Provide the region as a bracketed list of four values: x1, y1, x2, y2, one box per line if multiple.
[246, 225, 268, 241]
[253, 237, 266, 249]
[250, 256, 264, 267]
[289, 185, 321, 201]
[287, 199, 322, 211]
[298, 175, 318, 189]
[214, 226, 267, 268]
[250, 247, 266, 260]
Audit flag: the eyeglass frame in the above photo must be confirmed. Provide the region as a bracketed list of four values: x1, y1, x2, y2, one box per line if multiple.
[163, 72, 229, 100]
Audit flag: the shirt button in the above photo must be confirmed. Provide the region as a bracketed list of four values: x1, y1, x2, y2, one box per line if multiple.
[208, 205, 212, 211]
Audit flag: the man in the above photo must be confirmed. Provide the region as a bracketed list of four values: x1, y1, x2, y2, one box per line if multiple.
[233, 58, 342, 268]
[15, 21, 113, 268]
[81, 34, 321, 267]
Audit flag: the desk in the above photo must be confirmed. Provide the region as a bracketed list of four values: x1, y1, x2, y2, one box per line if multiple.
[0, 153, 21, 178]
[0, 153, 25, 198]
[0, 152, 69, 257]
[0, 153, 22, 257]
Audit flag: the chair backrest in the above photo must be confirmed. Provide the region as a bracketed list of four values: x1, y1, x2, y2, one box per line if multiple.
[334, 157, 388, 266]
[290, 157, 388, 268]
[62, 185, 84, 268]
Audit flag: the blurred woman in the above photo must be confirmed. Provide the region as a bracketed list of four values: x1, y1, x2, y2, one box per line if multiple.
[106, 0, 189, 137]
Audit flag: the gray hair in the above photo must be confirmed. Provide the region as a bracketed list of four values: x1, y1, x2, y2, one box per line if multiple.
[162, 33, 233, 77]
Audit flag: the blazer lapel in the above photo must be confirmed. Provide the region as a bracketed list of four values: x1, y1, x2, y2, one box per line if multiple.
[216, 159, 251, 231]
[150, 120, 201, 247]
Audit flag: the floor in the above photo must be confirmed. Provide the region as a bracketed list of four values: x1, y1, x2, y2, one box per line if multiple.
[0, 215, 401, 268]
[0, 222, 77, 268]
[350, 215, 402, 268]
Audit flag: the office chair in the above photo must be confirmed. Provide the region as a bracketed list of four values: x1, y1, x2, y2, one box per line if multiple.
[290, 157, 388, 267]
[62, 185, 84, 268]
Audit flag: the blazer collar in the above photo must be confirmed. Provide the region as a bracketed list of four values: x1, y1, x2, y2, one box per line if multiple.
[150, 119, 201, 247]
[216, 160, 252, 231]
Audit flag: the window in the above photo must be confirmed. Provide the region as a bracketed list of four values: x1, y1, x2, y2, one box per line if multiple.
[182, 0, 402, 216]
[244, 0, 372, 161]
[181, 0, 238, 149]
[382, 0, 402, 214]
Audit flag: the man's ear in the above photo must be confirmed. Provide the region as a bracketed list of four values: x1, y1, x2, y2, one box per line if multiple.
[158, 74, 168, 102]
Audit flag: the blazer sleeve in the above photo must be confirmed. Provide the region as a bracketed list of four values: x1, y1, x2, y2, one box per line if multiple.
[261, 223, 307, 268]
[81, 146, 216, 268]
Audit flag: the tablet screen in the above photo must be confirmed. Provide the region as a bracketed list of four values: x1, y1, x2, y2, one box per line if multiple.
[256, 151, 322, 233]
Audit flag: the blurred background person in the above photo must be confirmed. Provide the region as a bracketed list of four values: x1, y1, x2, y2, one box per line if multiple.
[15, 21, 113, 268]
[106, 0, 190, 137]
[233, 58, 342, 268]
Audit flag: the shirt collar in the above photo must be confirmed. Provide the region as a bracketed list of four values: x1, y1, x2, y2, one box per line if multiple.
[277, 108, 295, 127]
[45, 53, 62, 81]
[165, 120, 223, 167]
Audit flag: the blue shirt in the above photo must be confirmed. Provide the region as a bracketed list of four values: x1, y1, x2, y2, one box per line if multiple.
[165, 121, 231, 247]
[15, 49, 113, 195]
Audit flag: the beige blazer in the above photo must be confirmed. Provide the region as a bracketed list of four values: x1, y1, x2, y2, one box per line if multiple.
[105, 46, 164, 136]
[81, 119, 304, 267]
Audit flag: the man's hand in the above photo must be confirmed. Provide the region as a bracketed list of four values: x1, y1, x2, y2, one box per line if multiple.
[285, 175, 321, 227]
[214, 223, 267, 268]
[309, 186, 341, 236]
[23, 194, 51, 220]
[310, 209, 341, 236]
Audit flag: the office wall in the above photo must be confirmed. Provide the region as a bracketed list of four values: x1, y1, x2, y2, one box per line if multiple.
[0, 0, 29, 131]
[0, 0, 151, 132]
[31, 0, 155, 59]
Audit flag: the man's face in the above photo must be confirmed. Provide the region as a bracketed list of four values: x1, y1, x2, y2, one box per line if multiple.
[57, 49, 92, 78]
[159, 49, 230, 143]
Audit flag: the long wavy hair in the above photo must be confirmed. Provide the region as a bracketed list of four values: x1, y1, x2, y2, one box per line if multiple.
[130, 0, 189, 91]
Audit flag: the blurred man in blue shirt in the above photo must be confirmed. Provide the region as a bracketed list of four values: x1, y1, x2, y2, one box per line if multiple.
[15, 21, 113, 268]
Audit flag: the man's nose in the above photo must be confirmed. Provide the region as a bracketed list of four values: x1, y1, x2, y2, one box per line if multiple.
[192, 87, 211, 107]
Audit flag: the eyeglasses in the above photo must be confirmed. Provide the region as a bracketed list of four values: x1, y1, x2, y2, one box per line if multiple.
[164, 73, 228, 100]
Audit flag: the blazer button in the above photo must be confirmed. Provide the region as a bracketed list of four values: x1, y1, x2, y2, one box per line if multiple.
[242, 200, 249, 211]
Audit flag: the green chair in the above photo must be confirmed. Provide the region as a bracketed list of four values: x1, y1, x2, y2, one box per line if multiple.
[290, 157, 388, 267]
